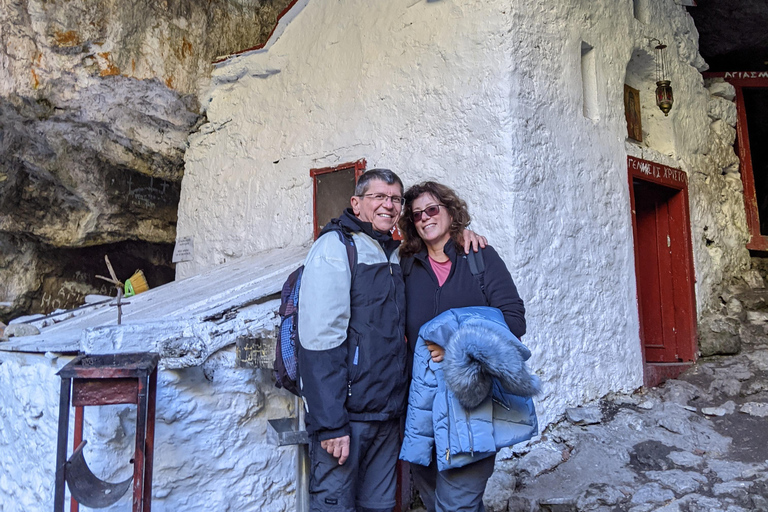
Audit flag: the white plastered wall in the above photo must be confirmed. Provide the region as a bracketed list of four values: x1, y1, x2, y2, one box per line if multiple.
[177, 0, 734, 428]
[0, 350, 297, 512]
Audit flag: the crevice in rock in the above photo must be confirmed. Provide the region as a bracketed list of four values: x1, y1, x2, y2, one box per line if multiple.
[0, 237, 175, 323]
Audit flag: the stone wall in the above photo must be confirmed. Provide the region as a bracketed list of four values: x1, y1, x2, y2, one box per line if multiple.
[174, 0, 745, 428]
[689, 78, 752, 354]
[0, 350, 298, 512]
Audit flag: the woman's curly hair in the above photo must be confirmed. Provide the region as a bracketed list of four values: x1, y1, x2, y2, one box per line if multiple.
[398, 181, 471, 258]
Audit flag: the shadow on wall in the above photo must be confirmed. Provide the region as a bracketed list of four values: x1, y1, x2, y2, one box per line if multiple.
[624, 47, 676, 157]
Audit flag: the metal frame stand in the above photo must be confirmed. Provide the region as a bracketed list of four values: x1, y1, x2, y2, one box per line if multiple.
[54, 353, 159, 512]
[267, 396, 309, 512]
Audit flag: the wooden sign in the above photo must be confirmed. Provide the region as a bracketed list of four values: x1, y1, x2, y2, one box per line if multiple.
[628, 156, 687, 189]
[722, 71, 768, 80]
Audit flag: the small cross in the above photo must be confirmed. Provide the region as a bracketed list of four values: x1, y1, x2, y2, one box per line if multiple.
[96, 255, 130, 325]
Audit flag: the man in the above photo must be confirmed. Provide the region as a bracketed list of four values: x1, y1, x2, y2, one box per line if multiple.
[298, 169, 483, 512]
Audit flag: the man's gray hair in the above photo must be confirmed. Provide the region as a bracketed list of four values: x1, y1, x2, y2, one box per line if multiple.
[354, 168, 404, 196]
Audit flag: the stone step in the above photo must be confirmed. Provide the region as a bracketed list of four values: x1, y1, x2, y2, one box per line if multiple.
[734, 289, 768, 312]
[740, 321, 768, 347]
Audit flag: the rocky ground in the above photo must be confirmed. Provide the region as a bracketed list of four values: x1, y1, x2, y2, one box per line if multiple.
[409, 274, 768, 512]
[483, 346, 768, 512]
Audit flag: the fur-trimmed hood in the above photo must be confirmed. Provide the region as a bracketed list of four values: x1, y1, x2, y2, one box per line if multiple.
[400, 307, 539, 470]
[422, 310, 541, 409]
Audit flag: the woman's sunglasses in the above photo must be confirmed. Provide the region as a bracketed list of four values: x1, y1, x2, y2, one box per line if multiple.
[412, 204, 445, 223]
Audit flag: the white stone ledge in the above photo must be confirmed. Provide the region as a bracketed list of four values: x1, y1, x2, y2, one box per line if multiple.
[0, 245, 307, 370]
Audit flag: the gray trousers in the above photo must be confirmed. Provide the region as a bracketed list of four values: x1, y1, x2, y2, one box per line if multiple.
[411, 452, 496, 512]
[308, 420, 399, 512]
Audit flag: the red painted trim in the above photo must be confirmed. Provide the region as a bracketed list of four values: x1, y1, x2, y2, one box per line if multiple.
[628, 165, 647, 369]
[310, 159, 367, 239]
[702, 73, 768, 249]
[212, 0, 302, 64]
[679, 181, 698, 362]
[627, 156, 687, 190]
[627, 156, 698, 382]
[735, 85, 764, 249]
[732, 84, 768, 250]
[309, 159, 366, 178]
[70, 407, 84, 512]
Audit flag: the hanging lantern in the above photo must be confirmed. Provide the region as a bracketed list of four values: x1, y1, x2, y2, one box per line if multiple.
[654, 44, 673, 116]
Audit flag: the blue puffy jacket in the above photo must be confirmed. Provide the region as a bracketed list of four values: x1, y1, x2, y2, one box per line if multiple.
[399, 307, 539, 471]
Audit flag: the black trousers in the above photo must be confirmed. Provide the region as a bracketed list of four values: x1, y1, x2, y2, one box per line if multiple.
[309, 420, 399, 512]
[411, 451, 496, 512]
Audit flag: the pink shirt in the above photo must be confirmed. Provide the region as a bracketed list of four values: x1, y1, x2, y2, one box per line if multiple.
[429, 256, 452, 287]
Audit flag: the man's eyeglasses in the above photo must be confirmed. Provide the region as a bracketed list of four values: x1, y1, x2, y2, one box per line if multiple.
[357, 193, 405, 206]
[411, 204, 445, 223]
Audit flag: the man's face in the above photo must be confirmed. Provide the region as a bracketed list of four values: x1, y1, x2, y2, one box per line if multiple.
[350, 179, 403, 233]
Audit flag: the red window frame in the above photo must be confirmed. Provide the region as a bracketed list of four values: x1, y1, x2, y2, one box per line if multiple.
[705, 72, 768, 250]
[309, 159, 367, 239]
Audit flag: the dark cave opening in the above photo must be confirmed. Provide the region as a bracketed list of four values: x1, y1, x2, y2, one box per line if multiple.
[1, 239, 176, 324]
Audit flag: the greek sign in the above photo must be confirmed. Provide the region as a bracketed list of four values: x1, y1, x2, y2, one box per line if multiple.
[724, 71, 768, 80]
[628, 156, 687, 188]
[172, 237, 194, 263]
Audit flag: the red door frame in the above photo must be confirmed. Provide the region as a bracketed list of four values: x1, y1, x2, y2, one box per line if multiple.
[309, 159, 367, 239]
[627, 156, 698, 386]
[704, 72, 768, 250]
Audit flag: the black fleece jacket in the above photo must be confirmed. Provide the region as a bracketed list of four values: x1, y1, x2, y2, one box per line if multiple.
[297, 210, 407, 441]
[403, 241, 526, 352]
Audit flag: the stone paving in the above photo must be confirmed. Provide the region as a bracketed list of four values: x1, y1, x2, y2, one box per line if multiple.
[484, 346, 768, 512]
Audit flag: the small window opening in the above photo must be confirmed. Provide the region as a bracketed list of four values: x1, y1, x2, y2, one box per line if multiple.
[633, 0, 649, 23]
[581, 42, 599, 120]
[310, 160, 366, 239]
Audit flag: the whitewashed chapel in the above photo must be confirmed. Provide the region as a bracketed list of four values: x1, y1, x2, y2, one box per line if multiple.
[0, 0, 754, 510]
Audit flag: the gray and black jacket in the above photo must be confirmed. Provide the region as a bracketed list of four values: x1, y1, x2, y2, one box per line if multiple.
[297, 209, 408, 441]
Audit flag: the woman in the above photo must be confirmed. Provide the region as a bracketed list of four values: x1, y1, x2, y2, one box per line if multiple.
[398, 181, 538, 512]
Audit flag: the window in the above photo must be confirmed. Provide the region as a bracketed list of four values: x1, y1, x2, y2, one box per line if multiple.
[310, 159, 366, 239]
[633, 0, 649, 23]
[581, 42, 599, 120]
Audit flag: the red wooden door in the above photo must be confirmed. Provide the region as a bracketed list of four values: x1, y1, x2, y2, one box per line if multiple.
[633, 180, 679, 362]
[628, 157, 696, 376]
[628, 156, 697, 377]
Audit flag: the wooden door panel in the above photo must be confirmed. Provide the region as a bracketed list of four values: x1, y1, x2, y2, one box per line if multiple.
[628, 156, 697, 376]
[635, 184, 664, 349]
[655, 193, 676, 358]
[633, 180, 681, 363]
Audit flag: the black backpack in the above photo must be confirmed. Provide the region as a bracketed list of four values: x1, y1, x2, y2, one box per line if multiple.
[273, 223, 356, 395]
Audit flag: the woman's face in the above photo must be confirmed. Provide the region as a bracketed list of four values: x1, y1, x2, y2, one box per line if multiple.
[411, 193, 452, 248]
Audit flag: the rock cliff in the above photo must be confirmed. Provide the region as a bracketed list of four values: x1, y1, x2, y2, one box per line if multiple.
[0, 0, 292, 321]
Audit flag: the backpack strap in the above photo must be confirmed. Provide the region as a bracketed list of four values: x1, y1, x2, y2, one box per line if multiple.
[466, 248, 487, 303]
[318, 219, 357, 274]
[336, 228, 357, 274]
[401, 256, 415, 277]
